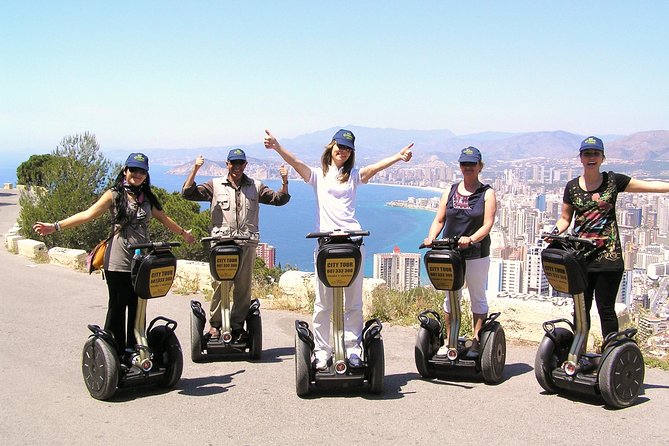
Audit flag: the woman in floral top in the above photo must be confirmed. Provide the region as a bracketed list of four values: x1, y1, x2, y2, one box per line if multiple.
[553, 136, 669, 338]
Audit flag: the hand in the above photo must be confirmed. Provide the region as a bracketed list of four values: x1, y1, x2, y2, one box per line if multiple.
[264, 129, 280, 151]
[194, 155, 205, 170]
[399, 143, 414, 162]
[458, 236, 473, 248]
[181, 229, 196, 244]
[33, 222, 55, 236]
[422, 237, 433, 247]
[279, 164, 288, 180]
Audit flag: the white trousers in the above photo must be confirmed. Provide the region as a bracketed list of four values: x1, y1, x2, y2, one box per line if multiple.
[312, 245, 365, 360]
[443, 256, 490, 315]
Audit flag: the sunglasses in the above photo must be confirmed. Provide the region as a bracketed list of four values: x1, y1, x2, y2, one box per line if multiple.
[581, 151, 603, 157]
[128, 167, 147, 175]
[459, 162, 477, 167]
[228, 160, 246, 166]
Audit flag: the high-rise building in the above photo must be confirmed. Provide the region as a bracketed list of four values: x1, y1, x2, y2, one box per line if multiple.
[524, 243, 549, 295]
[373, 246, 421, 291]
[256, 242, 276, 269]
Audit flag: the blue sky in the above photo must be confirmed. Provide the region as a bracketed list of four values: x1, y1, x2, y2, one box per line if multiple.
[1, 1, 668, 155]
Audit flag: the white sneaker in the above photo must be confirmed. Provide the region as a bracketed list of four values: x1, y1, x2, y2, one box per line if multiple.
[348, 353, 363, 368]
[314, 355, 329, 371]
[436, 345, 449, 356]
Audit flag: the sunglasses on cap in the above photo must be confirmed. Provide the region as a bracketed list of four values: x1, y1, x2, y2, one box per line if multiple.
[128, 167, 147, 175]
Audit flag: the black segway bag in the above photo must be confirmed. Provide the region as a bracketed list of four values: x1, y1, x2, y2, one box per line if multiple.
[541, 240, 588, 295]
[208, 243, 242, 282]
[315, 239, 362, 288]
[423, 249, 466, 291]
[131, 249, 178, 299]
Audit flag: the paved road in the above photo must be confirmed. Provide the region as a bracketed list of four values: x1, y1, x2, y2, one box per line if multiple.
[1, 189, 669, 445]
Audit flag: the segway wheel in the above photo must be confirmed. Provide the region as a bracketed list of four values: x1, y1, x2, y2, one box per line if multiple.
[82, 337, 119, 401]
[534, 327, 574, 393]
[148, 325, 183, 388]
[367, 338, 385, 395]
[294, 333, 311, 397]
[190, 309, 205, 363]
[599, 342, 645, 409]
[247, 314, 263, 360]
[480, 323, 506, 384]
[414, 326, 435, 379]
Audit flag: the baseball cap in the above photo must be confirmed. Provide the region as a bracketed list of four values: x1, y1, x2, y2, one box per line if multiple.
[332, 129, 355, 150]
[125, 153, 149, 171]
[227, 148, 247, 162]
[580, 136, 605, 152]
[458, 146, 482, 163]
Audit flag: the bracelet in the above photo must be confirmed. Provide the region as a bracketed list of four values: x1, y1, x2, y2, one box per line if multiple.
[54, 221, 61, 232]
[282, 181, 288, 185]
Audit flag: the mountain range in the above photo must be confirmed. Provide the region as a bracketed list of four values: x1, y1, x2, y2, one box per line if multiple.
[104, 127, 669, 166]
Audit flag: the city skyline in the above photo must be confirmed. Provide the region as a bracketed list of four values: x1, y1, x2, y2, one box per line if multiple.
[2, 2, 668, 155]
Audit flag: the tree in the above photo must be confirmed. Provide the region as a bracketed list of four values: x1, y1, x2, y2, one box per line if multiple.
[16, 154, 57, 187]
[18, 133, 117, 250]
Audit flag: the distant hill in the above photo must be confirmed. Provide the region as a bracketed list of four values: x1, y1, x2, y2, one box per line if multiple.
[102, 127, 669, 166]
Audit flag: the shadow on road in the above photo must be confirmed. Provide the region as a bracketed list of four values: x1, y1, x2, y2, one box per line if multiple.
[177, 370, 245, 397]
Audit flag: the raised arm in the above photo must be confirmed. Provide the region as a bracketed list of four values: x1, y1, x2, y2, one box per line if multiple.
[359, 143, 413, 183]
[183, 155, 204, 189]
[263, 129, 312, 182]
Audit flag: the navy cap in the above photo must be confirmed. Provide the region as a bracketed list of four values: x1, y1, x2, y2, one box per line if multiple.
[125, 153, 149, 171]
[227, 148, 247, 162]
[458, 146, 482, 163]
[580, 136, 605, 152]
[332, 129, 355, 150]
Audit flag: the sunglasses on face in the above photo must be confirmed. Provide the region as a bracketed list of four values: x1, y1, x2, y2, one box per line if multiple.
[128, 167, 147, 175]
[581, 151, 603, 157]
[228, 160, 246, 166]
[336, 145, 353, 152]
[459, 162, 477, 167]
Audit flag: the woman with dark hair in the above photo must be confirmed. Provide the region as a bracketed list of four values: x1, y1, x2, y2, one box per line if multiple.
[264, 128, 413, 370]
[34, 153, 196, 353]
[553, 136, 669, 338]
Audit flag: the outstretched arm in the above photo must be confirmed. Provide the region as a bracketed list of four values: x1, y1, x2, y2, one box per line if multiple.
[359, 143, 413, 183]
[552, 202, 574, 234]
[625, 178, 669, 193]
[152, 208, 196, 244]
[264, 129, 312, 181]
[33, 190, 114, 236]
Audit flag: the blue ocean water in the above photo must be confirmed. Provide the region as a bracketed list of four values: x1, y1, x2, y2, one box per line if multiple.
[148, 165, 440, 278]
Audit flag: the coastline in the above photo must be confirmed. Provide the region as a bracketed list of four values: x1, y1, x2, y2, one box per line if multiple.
[367, 181, 445, 194]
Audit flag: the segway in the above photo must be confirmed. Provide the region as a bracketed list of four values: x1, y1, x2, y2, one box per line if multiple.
[414, 238, 506, 384]
[81, 241, 183, 400]
[535, 233, 644, 408]
[294, 229, 384, 396]
[189, 235, 262, 362]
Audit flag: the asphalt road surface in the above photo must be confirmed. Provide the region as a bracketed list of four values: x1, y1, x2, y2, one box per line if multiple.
[1, 189, 668, 445]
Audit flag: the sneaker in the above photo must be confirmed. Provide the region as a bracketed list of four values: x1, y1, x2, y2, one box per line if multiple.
[436, 345, 449, 356]
[231, 328, 248, 343]
[315, 357, 329, 371]
[348, 353, 363, 368]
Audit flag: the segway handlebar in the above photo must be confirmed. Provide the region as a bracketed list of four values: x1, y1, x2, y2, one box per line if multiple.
[200, 235, 251, 243]
[127, 241, 181, 250]
[306, 229, 370, 239]
[540, 233, 596, 247]
[419, 237, 459, 250]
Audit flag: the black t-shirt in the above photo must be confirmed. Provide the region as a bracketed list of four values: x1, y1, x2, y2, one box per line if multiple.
[563, 171, 631, 271]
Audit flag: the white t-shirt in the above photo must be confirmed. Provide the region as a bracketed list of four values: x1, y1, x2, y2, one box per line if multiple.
[307, 166, 362, 232]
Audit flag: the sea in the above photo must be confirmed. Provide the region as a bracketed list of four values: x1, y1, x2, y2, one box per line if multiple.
[1, 163, 441, 278]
